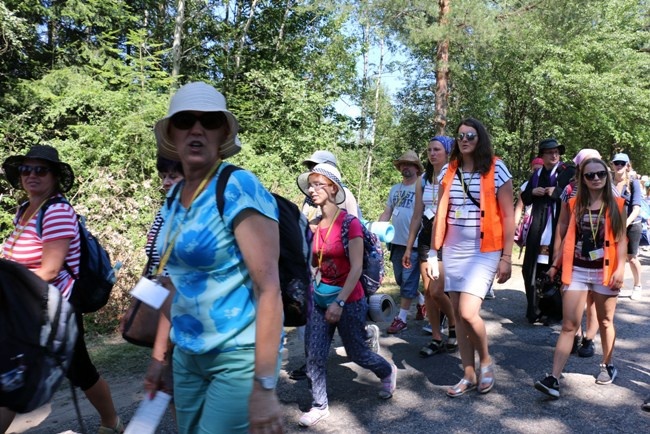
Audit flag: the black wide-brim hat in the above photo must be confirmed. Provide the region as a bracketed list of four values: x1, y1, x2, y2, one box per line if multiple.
[537, 138, 565, 157]
[3, 145, 75, 192]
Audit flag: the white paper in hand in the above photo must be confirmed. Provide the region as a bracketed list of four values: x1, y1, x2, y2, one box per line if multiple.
[130, 277, 169, 309]
[124, 391, 172, 434]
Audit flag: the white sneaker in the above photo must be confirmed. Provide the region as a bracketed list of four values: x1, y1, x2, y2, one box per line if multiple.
[631, 285, 642, 300]
[298, 406, 330, 427]
[422, 322, 433, 334]
[378, 364, 397, 399]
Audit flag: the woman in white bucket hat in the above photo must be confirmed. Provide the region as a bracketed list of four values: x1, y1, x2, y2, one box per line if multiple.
[295, 163, 397, 428]
[147, 82, 283, 434]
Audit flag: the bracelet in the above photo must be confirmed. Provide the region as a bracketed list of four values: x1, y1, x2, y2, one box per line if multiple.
[501, 254, 511, 257]
[500, 257, 511, 263]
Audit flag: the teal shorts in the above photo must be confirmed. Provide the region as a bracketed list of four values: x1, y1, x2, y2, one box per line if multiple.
[173, 347, 280, 434]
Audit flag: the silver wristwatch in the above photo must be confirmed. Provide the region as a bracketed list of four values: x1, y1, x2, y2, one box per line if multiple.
[334, 299, 345, 308]
[254, 375, 277, 390]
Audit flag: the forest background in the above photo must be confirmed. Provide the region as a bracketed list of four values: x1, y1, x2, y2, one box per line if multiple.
[1, 0, 649, 333]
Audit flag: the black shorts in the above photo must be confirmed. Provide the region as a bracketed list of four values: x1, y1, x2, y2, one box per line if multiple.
[66, 310, 100, 391]
[627, 222, 642, 255]
[417, 216, 442, 262]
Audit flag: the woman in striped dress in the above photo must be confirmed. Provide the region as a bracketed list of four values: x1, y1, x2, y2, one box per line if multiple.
[431, 119, 514, 397]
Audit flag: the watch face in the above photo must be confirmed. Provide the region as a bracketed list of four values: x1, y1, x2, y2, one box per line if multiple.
[255, 376, 277, 390]
[337, 300, 345, 307]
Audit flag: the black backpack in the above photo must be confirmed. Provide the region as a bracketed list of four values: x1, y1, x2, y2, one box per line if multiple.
[168, 164, 313, 327]
[0, 258, 78, 413]
[26, 197, 118, 313]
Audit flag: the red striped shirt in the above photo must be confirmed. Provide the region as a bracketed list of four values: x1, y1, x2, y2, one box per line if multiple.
[3, 196, 81, 299]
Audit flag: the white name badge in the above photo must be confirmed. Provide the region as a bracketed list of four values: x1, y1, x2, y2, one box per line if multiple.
[392, 208, 400, 217]
[424, 207, 435, 220]
[589, 248, 605, 261]
[130, 277, 170, 310]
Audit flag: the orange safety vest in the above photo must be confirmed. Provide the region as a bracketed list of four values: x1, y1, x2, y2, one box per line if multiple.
[561, 196, 625, 285]
[433, 157, 503, 253]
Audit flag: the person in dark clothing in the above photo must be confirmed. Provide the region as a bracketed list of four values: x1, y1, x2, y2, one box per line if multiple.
[521, 139, 576, 324]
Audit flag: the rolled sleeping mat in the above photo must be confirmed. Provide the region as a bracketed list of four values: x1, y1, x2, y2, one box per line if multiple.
[363, 221, 395, 243]
[367, 293, 397, 323]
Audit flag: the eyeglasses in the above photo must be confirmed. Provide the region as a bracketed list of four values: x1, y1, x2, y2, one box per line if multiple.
[18, 165, 51, 177]
[583, 171, 608, 181]
[612, 161, 627, 167]
[457, 132, 477, 142]
[170, 112, 227, 130]
[308, 182, 332, 191]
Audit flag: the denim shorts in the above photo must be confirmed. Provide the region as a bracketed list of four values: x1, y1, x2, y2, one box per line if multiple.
[565, 266, 619, 297]
[389, 244, 421, 299]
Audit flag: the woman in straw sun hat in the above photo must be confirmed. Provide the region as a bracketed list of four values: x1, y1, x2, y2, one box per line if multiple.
[148, 82, 283, 434]
[1, 145, 123, 434]
[295, 162, 397, 427]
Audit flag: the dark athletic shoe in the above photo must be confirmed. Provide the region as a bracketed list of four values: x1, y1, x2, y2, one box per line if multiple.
[534, 375, 560, 398]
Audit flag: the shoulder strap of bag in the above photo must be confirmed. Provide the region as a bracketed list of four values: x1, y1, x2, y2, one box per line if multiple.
[455, 168, 480, 208]
[216, 164, 243, 216]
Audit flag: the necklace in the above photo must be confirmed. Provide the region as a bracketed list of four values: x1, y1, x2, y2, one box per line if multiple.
[314, 208, 340, 285]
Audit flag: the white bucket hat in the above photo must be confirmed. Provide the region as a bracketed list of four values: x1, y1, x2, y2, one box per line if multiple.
[154, 82, 241, 160]
[297, 163, 346, 205]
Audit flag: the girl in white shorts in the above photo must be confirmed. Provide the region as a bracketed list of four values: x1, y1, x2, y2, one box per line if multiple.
[535, 158, 627, 398]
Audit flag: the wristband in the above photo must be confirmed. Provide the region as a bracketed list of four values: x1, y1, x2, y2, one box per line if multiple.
[428, 250, 438, 259]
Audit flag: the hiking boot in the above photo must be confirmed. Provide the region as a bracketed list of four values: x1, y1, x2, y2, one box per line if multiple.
[534, 375, 560, 398]
[595, 364, 617, 385]
[298, 406, 330, 427]
[577, 338, 595, 358]
[415, 303, 426, 320]
[289, 364, 307, 381]
[387, 317, 407, 334]
[631, 285, 642, 300]
[365, 324, 380, 353]
[378, 364, 397, 399]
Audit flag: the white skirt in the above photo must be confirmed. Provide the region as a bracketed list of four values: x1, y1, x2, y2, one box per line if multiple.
[442, 224, 499, 299]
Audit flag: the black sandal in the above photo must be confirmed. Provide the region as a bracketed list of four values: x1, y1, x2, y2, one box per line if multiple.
[420, 339, 443, 357]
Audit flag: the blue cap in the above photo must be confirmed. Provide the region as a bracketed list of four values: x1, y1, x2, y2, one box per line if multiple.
[611, 153, 630, 163]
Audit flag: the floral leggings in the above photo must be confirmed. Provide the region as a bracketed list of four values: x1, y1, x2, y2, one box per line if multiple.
[305, 297, 392, 408]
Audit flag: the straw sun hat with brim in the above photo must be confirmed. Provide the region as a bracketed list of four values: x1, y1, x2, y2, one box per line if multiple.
[154, 82, 241, 161]
[297, 163, 346, 205]
[393, 150, 424, 174]
[3, 145, 75, 193]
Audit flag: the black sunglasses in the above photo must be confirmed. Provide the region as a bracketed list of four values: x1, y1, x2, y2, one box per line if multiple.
[170, 112, 227, 130]
[18, 165, 51, 177]
[457, 132, 478, 141]
[583, 171, 608, 181]
[612, 160, 627, 167]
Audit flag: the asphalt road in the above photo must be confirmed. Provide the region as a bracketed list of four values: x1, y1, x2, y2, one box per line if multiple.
[7, 254, 650, 434]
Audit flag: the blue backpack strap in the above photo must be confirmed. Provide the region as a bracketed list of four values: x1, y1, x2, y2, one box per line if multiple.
[35, 196, 70, 238]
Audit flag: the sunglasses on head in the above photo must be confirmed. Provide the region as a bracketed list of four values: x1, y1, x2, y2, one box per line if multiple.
[583, 171, 608, 181]
[18, 165, 51, 177]
[612, 160, 627, 167]
[170, 112, 227, 130]
[457, 132, 477, 141]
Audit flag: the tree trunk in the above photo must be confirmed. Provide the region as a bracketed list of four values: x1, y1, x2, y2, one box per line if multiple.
[171, 0, 186, 81]
[364, 38, 384, 191]
[434, 0, 450, 134]
[233, 0, 260, 81]
[272, 0, 294, 64]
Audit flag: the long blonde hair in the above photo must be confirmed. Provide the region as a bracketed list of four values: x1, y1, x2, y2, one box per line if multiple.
[574, 158, 626, 241]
